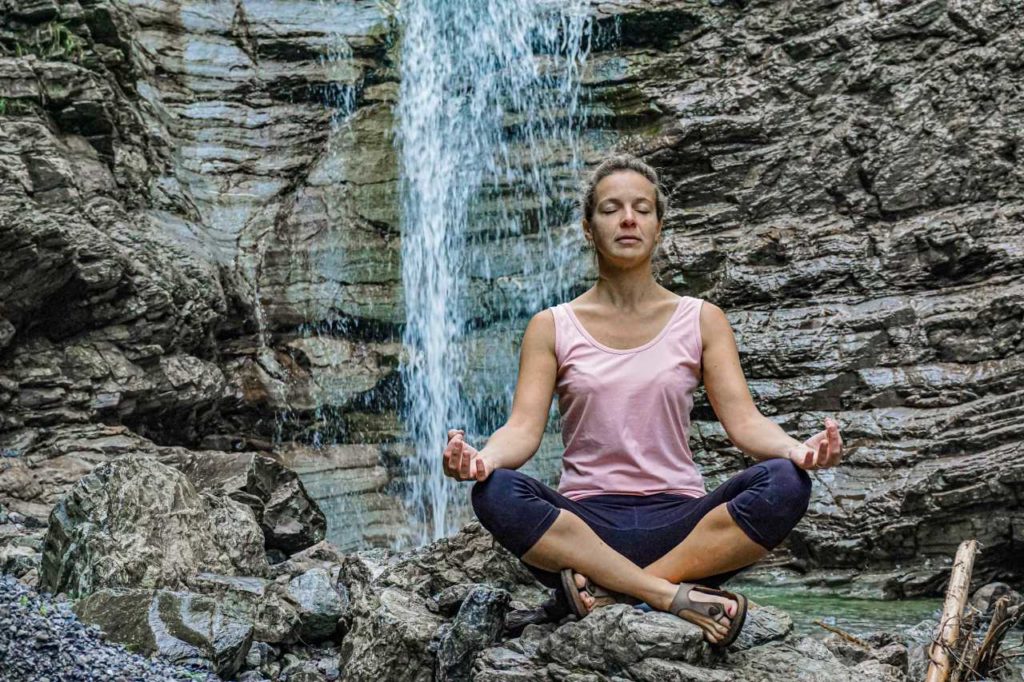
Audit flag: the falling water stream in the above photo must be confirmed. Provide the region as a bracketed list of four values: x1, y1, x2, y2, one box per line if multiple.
[396, 0, 594, 544]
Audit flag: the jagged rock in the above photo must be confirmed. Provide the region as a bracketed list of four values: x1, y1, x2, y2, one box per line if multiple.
[157, 449, 327, 554]
[429, 582, 478, 617]
[287, 567, 348, 642]
[540, 606, 710, 671]
[269, 444, 399, 552]
[0, 425, 162, 522]
[435, 585, 511, 681]
[189, 572, 303, 645]
[39, 456, 268, 597]
[379, 522, 548, 606]
[74, 588, 254, 678]
[472, 601, 911, 682]
[728, 603, 792, 652]
[341, 580, 445, 682]
[824, 632, 909, 674]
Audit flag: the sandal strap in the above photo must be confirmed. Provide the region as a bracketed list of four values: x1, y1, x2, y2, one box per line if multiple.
[669, 582, 732, 622]
[587, 580, 641, 607]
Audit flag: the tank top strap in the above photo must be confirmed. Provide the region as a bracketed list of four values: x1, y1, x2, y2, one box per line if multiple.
[548, 303, 576, 366]
[670, 296, 705, 363]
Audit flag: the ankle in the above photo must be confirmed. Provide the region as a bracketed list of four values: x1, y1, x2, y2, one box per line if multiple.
[644, 580, 679, 612]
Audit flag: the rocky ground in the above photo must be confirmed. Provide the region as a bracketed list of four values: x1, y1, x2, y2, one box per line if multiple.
[3, 452, 1024, 681]
[0, 574, 220, 682]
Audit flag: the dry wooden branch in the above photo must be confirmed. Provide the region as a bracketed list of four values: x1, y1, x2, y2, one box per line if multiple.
[813, 619, 871, 649]
[975, 600, 1024, 674]
[925, 539, 979, 682]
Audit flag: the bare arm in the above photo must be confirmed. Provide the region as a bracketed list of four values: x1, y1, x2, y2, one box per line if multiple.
[443, 309, 557, 480]
[700, 302, 841, 468]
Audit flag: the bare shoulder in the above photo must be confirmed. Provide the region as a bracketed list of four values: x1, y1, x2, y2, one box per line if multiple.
[523, 308, 556, 352]
[698, 301, 735, 346]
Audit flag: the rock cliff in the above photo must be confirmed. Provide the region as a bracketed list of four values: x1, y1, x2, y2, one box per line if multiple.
[1, 0, 1022, 597]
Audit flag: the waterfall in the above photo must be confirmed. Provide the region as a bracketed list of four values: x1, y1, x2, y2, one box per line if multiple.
[396, 0, 594, 544]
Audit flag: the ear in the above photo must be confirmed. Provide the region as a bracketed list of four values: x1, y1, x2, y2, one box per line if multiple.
[582, 218, 592, 242]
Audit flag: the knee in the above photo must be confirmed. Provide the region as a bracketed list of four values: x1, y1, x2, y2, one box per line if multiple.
[755, 458, 812, 513]
[470, 468, 519, 526]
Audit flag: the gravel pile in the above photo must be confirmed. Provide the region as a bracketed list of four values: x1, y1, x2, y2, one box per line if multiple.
[0, 574, 221, 682]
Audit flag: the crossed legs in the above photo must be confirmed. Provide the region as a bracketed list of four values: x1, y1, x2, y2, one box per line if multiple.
[472, 459, 812, 643]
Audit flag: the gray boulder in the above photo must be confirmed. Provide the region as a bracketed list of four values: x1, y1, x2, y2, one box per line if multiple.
[189, 572, 303, 645]
[435, 585, 511, 681]
[74, 588, 253, 678]
[157, 449, 327, 554]
[287, 567, 348, 641]
[969, 582, 1024, 618]
[40, 456, 268, 597]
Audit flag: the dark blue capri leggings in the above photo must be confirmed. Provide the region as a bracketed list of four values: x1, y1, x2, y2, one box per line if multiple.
[471, 458, 811, 590]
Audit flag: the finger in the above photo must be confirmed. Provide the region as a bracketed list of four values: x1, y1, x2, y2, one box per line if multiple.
[806, 430, 825, 448]
[816, 439, 828, 468]
[458, 441, 471, 479]
[450, 439, 464, 479]
[475, 457, 488, 481]
[801, 448, 814, 470]
[447, 428, 465, 441]
[827, 419, 840, 453]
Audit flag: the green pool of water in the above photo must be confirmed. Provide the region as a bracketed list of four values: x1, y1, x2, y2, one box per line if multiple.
[734, 586, 943, 639]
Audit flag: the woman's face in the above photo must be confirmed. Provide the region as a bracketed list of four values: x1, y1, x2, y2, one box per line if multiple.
[584, 170, 661, 265]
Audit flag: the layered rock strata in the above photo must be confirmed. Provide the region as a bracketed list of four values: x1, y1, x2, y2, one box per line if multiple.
[1, 0, 1022, 592]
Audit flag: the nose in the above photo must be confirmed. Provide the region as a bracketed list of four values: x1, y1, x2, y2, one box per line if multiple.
[621, 208, 637, 227]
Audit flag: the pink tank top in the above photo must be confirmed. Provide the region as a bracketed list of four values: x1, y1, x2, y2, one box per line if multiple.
[550, 297, 707, 501]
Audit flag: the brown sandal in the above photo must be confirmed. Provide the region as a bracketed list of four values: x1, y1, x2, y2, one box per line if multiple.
[559, 568, 640, 618]
[669, 582, 748, 649]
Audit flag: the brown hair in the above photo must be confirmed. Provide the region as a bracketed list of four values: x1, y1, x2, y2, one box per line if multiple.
[580, 154, 668, 222]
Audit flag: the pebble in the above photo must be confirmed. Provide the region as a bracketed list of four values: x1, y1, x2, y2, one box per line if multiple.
[0, 574, 221, 682]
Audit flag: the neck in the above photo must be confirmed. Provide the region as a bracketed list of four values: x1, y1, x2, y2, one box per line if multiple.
[591, 260, 663, 310]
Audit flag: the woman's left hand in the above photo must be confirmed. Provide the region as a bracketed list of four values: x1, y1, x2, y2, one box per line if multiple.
[787, 417, 843, 471]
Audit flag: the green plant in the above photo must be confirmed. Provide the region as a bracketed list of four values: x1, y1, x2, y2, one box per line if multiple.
[0, 98, 29, 116]
[37, 22, 83, 62]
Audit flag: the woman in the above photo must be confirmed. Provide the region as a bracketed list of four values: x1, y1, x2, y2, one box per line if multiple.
[441, 155, 843, 648]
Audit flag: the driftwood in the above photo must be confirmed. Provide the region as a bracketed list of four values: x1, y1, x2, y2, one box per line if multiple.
[813, 619, 872, 649]
[959, 599, 1024, 682]
[925, 539, 978, 682]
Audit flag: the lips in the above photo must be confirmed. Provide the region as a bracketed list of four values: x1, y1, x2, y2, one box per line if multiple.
[615, 237, 641, 244]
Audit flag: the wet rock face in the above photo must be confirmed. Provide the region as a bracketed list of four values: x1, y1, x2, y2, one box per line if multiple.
[1, 0, 1022, 590]
[587, 0, 1024, 590]
[39, 456, 269, 597]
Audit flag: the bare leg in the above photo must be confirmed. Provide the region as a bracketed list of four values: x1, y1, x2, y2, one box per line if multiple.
[522, 509, 734, 642]
[560, 503, 767, 640]
[643, 502, 768, 582]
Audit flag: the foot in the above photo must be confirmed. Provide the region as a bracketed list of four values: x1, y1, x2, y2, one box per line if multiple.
[659, 584, 738, 645]
[573, 572, 606, 613]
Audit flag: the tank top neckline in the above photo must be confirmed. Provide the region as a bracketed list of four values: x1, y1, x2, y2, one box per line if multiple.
[561, 296, 686, 355]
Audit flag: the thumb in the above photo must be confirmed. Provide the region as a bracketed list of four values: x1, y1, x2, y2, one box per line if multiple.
[474, 455, 489, 481]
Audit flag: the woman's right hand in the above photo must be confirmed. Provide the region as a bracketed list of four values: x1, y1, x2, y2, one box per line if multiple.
[442, 429, 493, 482]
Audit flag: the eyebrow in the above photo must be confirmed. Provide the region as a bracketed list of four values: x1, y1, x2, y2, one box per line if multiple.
[599, 197, 654, 206]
